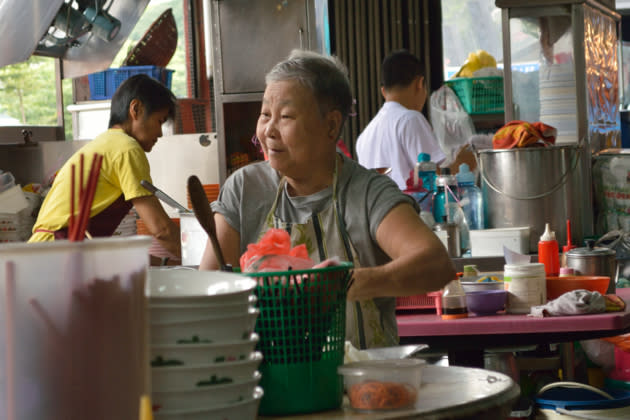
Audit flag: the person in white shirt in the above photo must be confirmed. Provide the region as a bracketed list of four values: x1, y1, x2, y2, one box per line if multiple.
[356, 50, 445, 190]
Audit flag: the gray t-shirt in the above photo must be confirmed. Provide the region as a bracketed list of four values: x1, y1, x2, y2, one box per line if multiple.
[212, 153, 418, 268]
[212, 154, 419, 347]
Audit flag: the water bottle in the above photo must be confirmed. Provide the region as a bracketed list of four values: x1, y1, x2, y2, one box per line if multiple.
[456, 163, 485, 230]
[432, 168, 459, 224]
[415, 153, 437, 194]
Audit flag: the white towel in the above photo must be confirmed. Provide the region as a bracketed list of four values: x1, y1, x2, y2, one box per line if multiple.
[529, 289, 606, 318]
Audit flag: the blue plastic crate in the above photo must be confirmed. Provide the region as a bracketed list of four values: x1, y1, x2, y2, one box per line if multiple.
[88, 66, 174, 100]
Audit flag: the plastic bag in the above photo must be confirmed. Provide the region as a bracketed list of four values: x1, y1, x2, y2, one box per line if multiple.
[429, 85, 476, 167]
[240, 228, 314, 272]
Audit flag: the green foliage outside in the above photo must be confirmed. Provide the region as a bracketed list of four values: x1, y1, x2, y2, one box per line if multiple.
[0, 0, 186, 140]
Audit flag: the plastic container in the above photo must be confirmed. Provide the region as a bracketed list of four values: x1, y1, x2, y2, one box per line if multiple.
[88, 65, 174, 100]
[465, 290, 507, 315]
[456, 163, 484, 230]
[244, 263, 352, 416]
[0, 236, 151, 419]
[444, 76, 504, 114]
[538, 223, 560, 276]
[503, 263, 547, 314]
[545, 275, 610, 300]
[469, 227, 530, 257]
[338, 359, 425, 411]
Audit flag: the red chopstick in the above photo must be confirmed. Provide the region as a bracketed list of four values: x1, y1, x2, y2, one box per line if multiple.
[69, 153, 103, 241]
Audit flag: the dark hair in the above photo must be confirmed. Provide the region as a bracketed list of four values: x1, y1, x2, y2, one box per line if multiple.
[381, 49, 425, 89]
[266, 49, 353, 136]
[108, 74, 177, 127]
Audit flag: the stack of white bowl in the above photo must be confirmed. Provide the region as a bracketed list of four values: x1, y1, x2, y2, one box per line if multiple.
[146, 267, 263, 420]
[539, 62, 578, 144]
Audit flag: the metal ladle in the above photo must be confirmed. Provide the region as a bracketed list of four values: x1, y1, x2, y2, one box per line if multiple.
[187, 175, 231, 272]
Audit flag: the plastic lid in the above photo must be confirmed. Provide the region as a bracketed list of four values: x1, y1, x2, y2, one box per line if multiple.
[418, 152, 430, 162]
[338, 359, 426, 376]
[539, 223, 556, 241]
[456, 163, 475, 184]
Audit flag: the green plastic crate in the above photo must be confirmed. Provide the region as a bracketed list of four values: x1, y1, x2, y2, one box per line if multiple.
[445, 76, 504, 115]
[245, 262, 352, 416]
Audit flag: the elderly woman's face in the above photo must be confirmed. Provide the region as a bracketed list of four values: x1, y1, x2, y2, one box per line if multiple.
[257, 80, 334, 177]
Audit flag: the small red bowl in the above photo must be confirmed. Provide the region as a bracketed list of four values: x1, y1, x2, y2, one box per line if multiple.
[546, 275, 609, 300]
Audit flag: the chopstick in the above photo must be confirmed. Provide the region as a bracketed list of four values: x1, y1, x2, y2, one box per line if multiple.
[69, 153, 103, 241]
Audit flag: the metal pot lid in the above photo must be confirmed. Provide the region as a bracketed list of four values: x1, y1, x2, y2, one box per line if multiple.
[566, 239, 615, 257]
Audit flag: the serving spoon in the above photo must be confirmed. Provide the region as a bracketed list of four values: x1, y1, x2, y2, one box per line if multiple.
[187, 175, 231, 272]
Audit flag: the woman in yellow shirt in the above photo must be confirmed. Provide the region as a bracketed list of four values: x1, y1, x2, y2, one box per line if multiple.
[29, 74, 180, 258]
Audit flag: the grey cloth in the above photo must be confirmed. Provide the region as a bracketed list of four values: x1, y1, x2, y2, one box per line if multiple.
[529, 289, 606, 318]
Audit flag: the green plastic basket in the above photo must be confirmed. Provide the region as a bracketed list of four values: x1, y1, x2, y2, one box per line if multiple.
[244, 262, 353, 416]
[445, 76, 504, 115]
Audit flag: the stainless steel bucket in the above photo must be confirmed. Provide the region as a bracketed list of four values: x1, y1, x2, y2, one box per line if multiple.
[478, 145, 593, 253]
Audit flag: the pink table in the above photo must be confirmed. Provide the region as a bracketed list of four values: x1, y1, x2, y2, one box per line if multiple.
[396, 288, 630, 379]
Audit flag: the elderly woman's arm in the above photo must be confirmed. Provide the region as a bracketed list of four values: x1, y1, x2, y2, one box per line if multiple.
[198, 213, 241, 270]
[347, 202, 455, 301]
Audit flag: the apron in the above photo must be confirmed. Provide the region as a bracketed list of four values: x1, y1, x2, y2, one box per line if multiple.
[260, 160, 398, 349]
[37, 194, 132, 240]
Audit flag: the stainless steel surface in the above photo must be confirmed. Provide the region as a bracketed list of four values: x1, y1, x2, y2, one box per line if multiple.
[362, 344, 429, 361]
[478, 145, 593, 254]
[0, 0, 64, 68]
[497, 0, 620, 154]
[566, 240, 618, 294]
[210, 0, 330, 183]
[140, 180, 190, 213]
[0, 0, 151, 79]
[260, 364, 520, 419]
[0, 139, 90, 185]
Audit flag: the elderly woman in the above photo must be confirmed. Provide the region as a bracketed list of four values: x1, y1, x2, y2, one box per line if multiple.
[199, 49, 455, 349]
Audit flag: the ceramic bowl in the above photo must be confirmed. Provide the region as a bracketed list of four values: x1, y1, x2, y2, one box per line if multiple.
[154, 387, 263, 420]
[146, 267, 256, 304]
[546, 275, 610, 300]
[150, 307, 259, 345]
[149, 294, 257, 323]
[150, 333, 259, 366]
[465, 290, 507, 315]
[151, 352, 262, 392]
[152, 371, 262, 411]
[338, 359, 424, 411]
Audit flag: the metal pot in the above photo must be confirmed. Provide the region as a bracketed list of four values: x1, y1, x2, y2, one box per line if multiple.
[477, 145, 593, 253]
[565, 239, 617, 294]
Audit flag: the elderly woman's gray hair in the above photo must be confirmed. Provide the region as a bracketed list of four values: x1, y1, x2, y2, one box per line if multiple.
[266, 49, 353, 124]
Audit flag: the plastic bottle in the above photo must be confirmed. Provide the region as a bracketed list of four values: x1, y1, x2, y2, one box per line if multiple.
[415, 153, 437, 195]
[456, 163, 485, 230]
[403, 170, 432, 214]
[441, 278, 468, 320]
[538, 223, 560, 277]
[432, 168, 459, 224]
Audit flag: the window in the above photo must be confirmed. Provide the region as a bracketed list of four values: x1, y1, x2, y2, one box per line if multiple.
[441, 0, 503, 79]
[0, 0, 190, 140]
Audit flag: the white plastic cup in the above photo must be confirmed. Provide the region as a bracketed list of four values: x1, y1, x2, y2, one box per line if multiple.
[503, 263, 546, 314]
[0, 236, 151, 420]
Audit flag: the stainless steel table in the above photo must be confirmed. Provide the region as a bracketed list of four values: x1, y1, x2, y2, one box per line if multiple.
[259, 364, 520, 419]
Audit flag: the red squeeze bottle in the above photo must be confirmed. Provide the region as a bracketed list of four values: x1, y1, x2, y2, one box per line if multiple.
[538, 223, 560, 276]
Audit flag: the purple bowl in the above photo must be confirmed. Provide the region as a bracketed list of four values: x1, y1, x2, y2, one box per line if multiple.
[465, 290, 507, 316]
